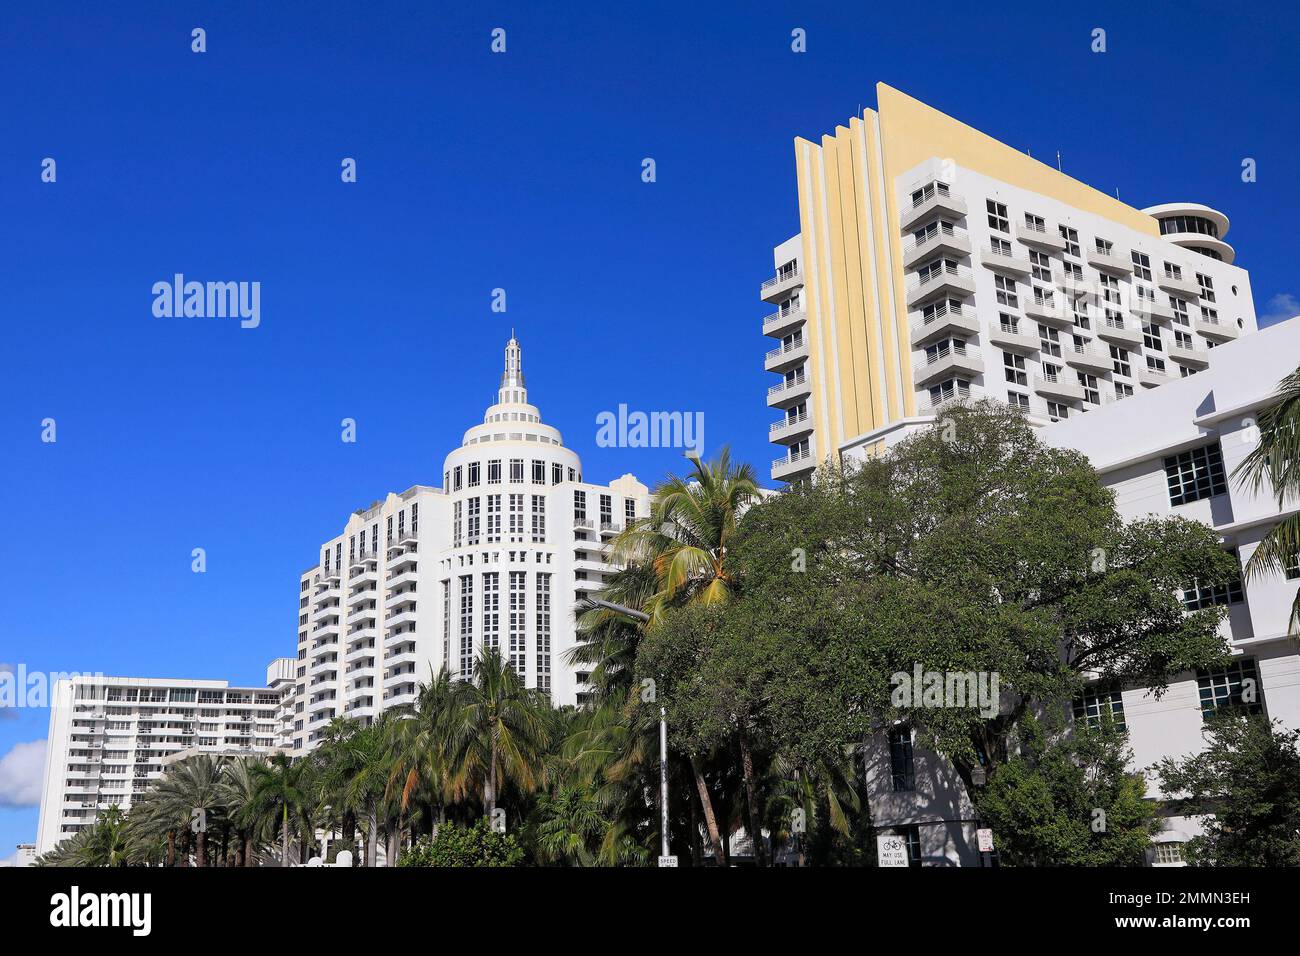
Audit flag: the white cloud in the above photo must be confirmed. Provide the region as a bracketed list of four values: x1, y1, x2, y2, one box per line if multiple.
[0, 740, 45, 808]
[0, 851, 17, 867]
[1259, 293, 1300, 327]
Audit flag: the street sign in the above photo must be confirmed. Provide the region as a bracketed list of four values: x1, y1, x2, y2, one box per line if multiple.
[977, 828, 995, 853]
[876, 834, 910, 867]
[657, 855, 678, 867]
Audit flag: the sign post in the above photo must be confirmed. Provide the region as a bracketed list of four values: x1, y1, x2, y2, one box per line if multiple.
[876, 834, 910, 867]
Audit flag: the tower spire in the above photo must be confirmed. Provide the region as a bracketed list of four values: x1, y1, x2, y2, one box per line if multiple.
[498, 333, 526, 403]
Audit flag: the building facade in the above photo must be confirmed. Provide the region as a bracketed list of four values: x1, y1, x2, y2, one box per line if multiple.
[857, 317, 1300, 866]
[292, 336, 648, 751]
[35, 660, 296, 856]
[763, 83, 1258, 482]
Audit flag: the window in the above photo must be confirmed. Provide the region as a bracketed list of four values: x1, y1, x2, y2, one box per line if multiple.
[453, 466, 463, 492]
[1038, 324, 1061, 357]
[927, 379, 970, 406]
[573, 490, 587, 521]
[1059, 226, 1080, 257]
[552, 463, 563, 485]
[1197, 273, 1216, 302]
[909, 180, 950, 208]
[482, 572, 500, 652]
[1095, 237, 1113, 255]
[458, 576, 474, 679]
[1024, 212, 1046, 232]
[624, 498, 636, 526]
[986, 199, 1009, 233]
[1071, 298, 1090, 330]
[1077, 372, 1100, 406]
[990, 236, 1013, 256]
[1197, 659, 1262, 719]
[1164, 262, 1183, 281]
[918, 257, 958, 285]
[530, 495, 546, 542]
[509, 459, 524, 483]
[1029, 249, 1052, 281]
[1003, 351, 1027, 386]
[467, 462, 480, 487]
[924, 337, 966, 365]
[487, 459, 501, 484]
[1131, 250, 1152, 280]
[1099, 273, 1121, 305]
[1286, 552, 1300, 581]
[1164, 443, 1227, 506]
[994, 274, 1018, 307]
[536, 573, 552, 694]
[1110, 346, 1131, 377]
[1143, 323, 1162, 351]
[921, 298, 962, 324]
[509, 571, 526, 677]
[1073, 686, 1126, 731]
[532, 460, 546, 485]
[486, 494, 502, 543]
[1007, 391, 1030, 411]
[1183, 559, 1244, 610]
[466, 496, 481, 545]
[1170, 298, 1189, 326]
[1154, 842, 1184, 865]
[508, 493, 524, 541]
[894, 826, 923, 867]
[888, 726, 915, 792]
[1115, 382, 1134, 400]
[1047, 401, 1069, 422]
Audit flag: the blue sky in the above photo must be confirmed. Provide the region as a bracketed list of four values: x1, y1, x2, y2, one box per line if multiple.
[1, 0, 1297, 855]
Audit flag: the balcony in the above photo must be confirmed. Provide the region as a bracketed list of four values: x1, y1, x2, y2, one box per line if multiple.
[346, 605, 377, 627]
[344, 642, 376, 665]
[1054, 273, 1100, 304]
[771, 448, 815, 482]
[1097, 319, 1144, 348]
[573, 517, 594, 532]
[1024, 296, 1071, 327]
[988, 322, 1040, 354]
[1064, 343, 1112, 375]
[345, 682, 376, 702]
[599, 522, 622, 538]
[767, 374, 812, 409]
[760, 268, 802, 303]
[349, 550, 379, 572]
[1015, 222, 1067, 251]
[906, 264, 976, 307]
[1158, 272, 1201, 299]
[909, 303, 981, 346]
[1195, 317, 1239, 342]
[764, 338, 809, 372]
[1168, 343, 1210, 368]
[385, 568, 419, 593]
[384, 646, 419, 670]
[1086, 247, 1133, 274]
[1132, 298, 1175, 324]
[383, 668, 419, 690]
[769, 410, 814, 444]
[902, 224, 972, 269]
[385, 608, 419, 632]
[1138, 365, 1176, 388]
[979, 246, 1032, 277]
[386, 541, 419, 570]
[913, 346, 985, 388]
[899, 190, 968, 232]
[761, 305, 806, 338]
[1033, 373, 1085, 403]
[311, 602, 341, 624]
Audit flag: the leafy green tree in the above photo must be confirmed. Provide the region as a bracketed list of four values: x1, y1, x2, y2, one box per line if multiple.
[724, 402, 1238, 797]
[1155, 716, 1300, 866]
[1233, 365, 1300, 631]
[975, 715, 1158, 866]
[398, 819, 525, 867]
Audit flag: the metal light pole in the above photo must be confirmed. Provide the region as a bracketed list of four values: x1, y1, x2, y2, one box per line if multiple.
[590, 598, 673, 862]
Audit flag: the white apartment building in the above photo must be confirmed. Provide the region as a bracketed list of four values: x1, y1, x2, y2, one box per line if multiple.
[763, 84, 1258, 482]
[292, 335, 648, 751]
[857, 316, 1300, 867]
[35, 660, 296, 856]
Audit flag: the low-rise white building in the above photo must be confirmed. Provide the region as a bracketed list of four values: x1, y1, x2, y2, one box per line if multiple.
[859, 316, 1300, 866]
[35, 660, 296, 856]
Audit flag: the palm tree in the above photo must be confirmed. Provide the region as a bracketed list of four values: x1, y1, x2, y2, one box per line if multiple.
[250, 752, 309, 867]
[386, 670, 459, 864]
[38, 806, 133, 866]
[610, 448, 759, 624]
[220, 755, 267, 866]
[1235, 365, 1300, 632]
[599, 449, 761, 865]
[146, 755, 226, 867]
[447, 647, 550, 820]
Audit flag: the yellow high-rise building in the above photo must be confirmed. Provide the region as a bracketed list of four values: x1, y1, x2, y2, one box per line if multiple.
[763, 83, 1256, 482]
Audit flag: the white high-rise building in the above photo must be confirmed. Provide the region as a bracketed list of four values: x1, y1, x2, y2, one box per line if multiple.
[35, 660, 296, 856]
[763, 83, 1259, 481]
[292, 335, 648, 751]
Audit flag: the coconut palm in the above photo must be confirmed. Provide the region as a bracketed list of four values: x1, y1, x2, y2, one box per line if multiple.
[220, 755, 268, 866]
[250, 752, 309, 867]
[447, 647, 550, 819]
[143, 755, 226, 867]
[1235, 365, 1300, 632]
[610, 448, 759, 624]
[385, 670, 460, 863]
[38, 806, 133, 867]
